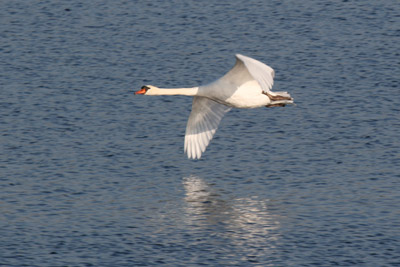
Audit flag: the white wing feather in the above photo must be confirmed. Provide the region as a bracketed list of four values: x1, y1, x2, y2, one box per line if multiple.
[185, 96, 231, 159]
[235, 54, 291, 98]
[235, 54, 274, 93]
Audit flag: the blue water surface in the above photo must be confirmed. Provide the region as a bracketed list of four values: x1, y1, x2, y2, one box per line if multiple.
[1, 1, 399, 266]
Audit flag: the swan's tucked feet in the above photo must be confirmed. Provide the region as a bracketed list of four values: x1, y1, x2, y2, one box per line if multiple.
[262, 91, 292, 101]
[266, 103, 286, 108]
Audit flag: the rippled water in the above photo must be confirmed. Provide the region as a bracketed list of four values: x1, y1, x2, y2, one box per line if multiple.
[1, 0, 399, 266]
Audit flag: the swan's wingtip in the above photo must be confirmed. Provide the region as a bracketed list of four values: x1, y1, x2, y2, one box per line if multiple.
[186, 153, 201, 160]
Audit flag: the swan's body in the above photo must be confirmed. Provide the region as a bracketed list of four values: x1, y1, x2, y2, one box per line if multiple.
[135, 54, 294, 159]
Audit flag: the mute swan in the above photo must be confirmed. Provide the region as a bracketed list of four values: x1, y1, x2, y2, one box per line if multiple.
[135, 54, 294, 159]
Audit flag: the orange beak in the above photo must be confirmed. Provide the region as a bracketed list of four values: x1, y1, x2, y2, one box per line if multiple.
[134, 88, 147, 95]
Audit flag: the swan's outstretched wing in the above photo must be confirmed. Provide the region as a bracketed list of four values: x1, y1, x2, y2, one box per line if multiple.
[185, 96, 231, 159]
[235, 54, 291, 98]
[235, 54, 274, 93]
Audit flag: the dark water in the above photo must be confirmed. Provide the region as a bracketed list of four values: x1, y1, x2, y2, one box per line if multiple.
[1, 1, 399, 266]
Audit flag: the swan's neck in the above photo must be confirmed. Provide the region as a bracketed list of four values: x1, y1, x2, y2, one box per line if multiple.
[148, 87, 199, 96]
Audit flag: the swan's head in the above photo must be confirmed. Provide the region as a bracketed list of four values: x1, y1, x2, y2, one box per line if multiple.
[135, 85, 158, 95]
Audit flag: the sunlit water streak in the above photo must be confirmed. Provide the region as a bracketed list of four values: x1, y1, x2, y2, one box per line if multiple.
[183, 175, 281, 264]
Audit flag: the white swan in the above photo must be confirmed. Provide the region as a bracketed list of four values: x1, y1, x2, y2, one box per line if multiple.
[135, 54, 294, 159]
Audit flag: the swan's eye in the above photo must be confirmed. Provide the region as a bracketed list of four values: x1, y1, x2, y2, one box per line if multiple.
[141, 85, 150, 90]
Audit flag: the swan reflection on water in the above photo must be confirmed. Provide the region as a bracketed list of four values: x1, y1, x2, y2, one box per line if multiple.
[182, 175, 281, 249]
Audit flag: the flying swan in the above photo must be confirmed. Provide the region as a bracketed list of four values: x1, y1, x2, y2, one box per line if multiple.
[135, 54, 294, 159]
